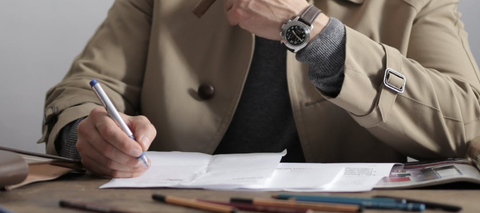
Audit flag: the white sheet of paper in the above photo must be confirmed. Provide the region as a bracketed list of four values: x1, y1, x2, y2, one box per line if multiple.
[186, 152, 286, 189]
[242, 163, 343, 191]
[100, 151, 394, 192]
[321, 163, 396, 192]
[241, 163, 394, 192]
[99, 150, 285, 189]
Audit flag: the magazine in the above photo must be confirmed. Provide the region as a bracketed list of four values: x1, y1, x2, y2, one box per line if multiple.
[375, 158, 480, 189]
[376, 136, 480, 189]
[467, 135, 480, 171]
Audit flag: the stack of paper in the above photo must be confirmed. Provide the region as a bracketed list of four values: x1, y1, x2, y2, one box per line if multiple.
[100, 151, 395, 192]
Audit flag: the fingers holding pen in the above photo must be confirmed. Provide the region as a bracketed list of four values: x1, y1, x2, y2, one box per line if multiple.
[77, 137, 147, 178]
[77, 107, 149, 177]
[95, 119, 144, 159]
[82, 107, 144, 158]
[122, 114, 156, 151]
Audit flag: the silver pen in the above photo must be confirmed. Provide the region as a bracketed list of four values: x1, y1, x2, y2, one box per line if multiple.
[89, 79, 149, 168]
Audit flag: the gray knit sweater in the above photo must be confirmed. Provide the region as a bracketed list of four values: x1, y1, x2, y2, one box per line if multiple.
[56, 18, 346, 162]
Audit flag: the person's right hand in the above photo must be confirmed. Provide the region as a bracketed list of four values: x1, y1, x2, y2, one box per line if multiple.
[76, 106, 157, 178]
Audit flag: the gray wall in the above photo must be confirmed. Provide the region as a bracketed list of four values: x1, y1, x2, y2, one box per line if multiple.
[0, 0, 114, 153]
[0, 0, 479, 154]
[459, 1, 480, 60]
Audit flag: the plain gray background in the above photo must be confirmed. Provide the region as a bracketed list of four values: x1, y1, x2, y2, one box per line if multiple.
[0, 0, 479, 154]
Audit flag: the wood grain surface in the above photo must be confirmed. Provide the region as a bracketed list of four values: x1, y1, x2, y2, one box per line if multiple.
[0, 173, 479, 213]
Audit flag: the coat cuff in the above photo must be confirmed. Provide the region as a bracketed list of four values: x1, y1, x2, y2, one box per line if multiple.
[41, 102, 99, 155]
[328, 27, 406, 128]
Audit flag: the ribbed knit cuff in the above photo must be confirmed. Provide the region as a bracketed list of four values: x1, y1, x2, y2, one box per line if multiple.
[296, 17, 346, 97]
[55, 117, 86, 160]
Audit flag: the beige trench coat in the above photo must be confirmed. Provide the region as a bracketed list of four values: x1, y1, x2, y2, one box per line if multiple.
[41, 0, 480, 163]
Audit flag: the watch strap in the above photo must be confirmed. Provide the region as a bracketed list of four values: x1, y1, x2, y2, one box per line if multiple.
[299, 5, 322, 26]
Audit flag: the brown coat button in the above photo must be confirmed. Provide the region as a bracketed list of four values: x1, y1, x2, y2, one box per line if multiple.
[198, 84, 215, 100]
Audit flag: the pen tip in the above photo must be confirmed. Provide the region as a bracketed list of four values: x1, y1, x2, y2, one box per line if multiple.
[271, 195, 278, 198]
[139, 153, 149, 168]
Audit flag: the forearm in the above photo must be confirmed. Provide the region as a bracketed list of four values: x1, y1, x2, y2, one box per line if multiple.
[324, 1, 480, 159]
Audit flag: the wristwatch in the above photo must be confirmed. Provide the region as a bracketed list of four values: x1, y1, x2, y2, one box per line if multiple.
[280, 5, 322, 53]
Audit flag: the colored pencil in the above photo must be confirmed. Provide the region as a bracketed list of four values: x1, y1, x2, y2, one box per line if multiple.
[231, 197, 362, 212]
[200, 199, 314, 213]
[59, 200, 138, 213]
[273, 194, 425, 211]
[152, 194, 237, 213]
[373, 196, 461, 212]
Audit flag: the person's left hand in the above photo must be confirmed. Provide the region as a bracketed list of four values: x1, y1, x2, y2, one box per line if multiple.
[223, 0, 320, 41]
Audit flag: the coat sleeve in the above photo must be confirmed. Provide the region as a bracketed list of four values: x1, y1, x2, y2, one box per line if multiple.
[39, 0, 153, 155]
[328, 0, 480, 160]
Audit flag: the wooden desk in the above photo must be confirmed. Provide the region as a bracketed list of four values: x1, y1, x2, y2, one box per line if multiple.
[0, 173, 479, 213]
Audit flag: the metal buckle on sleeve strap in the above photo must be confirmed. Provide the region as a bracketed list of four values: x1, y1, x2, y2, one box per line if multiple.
[383, 68, 406, 93]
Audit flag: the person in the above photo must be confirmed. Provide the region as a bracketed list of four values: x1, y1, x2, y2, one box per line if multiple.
[40, 0, 480, 178]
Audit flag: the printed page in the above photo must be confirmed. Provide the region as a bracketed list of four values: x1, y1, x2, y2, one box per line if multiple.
[100, 150, 285, 189]
[242, 163, 344, 191]
[321, 163, 396, 192]
[100, 151, 394, 192]
[185, 152, 285, 189]
[100, 151, 212, 188]
[242, 163, 394, 192]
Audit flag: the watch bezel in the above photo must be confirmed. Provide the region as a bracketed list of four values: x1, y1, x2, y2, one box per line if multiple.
[281, 17, 312, 53]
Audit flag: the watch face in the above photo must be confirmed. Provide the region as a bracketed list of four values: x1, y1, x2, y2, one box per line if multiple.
[286, 25, 307, 45]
